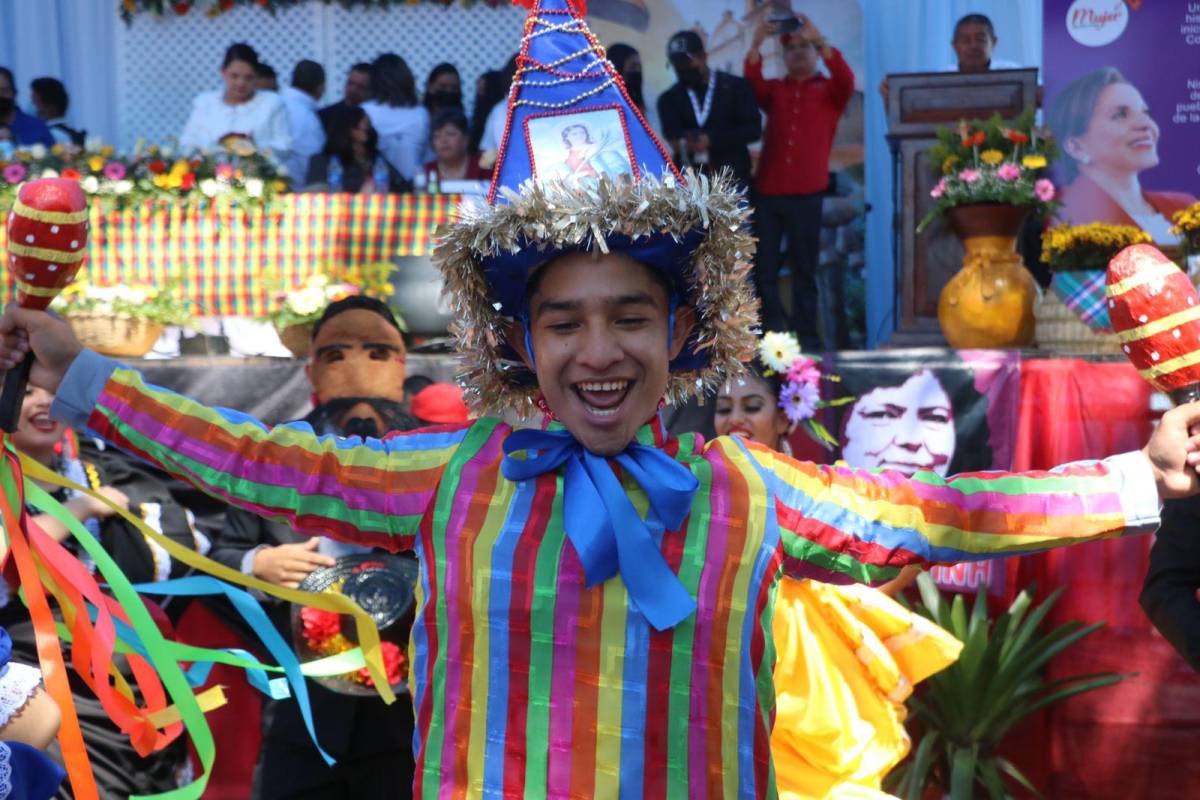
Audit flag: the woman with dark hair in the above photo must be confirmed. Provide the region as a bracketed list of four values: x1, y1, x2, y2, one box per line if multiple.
[711, 332, 960, 799]
[419, 108, 490, 190]
[605, 43, 644, 112]
[423, 62, 463, 113]
[362, 52, 429, 186]
[468, 70, 506, 154]
[305, 105, 394, 193]
[179, 42, 292, 155]
[477, 54, 520, 156]
[1049, 66, 1196, 243]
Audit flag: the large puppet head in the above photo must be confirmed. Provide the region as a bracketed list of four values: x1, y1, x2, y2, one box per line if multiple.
[433, 0, 758, 428]
[304, 295, 408, 438]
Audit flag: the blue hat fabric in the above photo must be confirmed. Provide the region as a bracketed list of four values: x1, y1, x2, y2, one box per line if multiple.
[434, 0, 759, 414]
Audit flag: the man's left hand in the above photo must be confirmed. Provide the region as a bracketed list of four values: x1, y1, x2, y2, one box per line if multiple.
[797, 14, 824, 46]
[1149, 401, 1200, 499]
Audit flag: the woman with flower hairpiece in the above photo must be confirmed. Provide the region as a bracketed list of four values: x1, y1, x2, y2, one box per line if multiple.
[714, 331, 961, 799]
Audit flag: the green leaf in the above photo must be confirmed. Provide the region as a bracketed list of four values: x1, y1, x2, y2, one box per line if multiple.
[906, 729, 939, 800]
[996, 758, 1042, 798]
[978, 759, 1011, 800]
[950, 745, 978, 800]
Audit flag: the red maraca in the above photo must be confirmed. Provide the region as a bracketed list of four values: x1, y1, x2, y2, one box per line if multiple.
[1107, 243, 1200, 403]
[1, 178, 90, 430]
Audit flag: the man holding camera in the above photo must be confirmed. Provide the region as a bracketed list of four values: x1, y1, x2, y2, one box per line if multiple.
[746, 13, 854, 350]
[657, 30, 761, 191]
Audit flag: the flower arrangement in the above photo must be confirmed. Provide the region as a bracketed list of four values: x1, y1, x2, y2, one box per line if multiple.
[51, 276, 195, 327]
[917, 109, 1058, 233]
[266, 262, 405, 331]
[299, 605, 407, 689]
[120, 0, 509, 23]
[1172, 201, 1200, 260]
[0, 138, 289, 211]
[757, 331, 851, 447]
[1040, 222, 1153, 273]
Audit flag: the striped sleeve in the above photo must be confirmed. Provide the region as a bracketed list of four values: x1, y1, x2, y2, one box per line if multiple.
[51, 350, 471, 551]
[742, 441, 1159, 584]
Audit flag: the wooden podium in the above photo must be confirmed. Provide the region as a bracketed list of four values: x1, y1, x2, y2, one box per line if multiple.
[885, 68, 1038, 346]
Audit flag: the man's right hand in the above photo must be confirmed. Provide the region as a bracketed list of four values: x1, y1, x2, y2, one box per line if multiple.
[251, 539, 336, 589]
[0, 305, 85, 392]
[751, 20, 774, 49]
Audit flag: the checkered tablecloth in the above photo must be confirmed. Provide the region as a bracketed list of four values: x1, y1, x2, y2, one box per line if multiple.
[0, 192, 459, 317]
[1049, 270, 1111, 333]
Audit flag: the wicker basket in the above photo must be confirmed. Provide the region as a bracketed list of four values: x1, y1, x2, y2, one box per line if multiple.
[1033, 290, 1122, 355]
[66, 313, 164, 358]
[276, 323, 314, 358]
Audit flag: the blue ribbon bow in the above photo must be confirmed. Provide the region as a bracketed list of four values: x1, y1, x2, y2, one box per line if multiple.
[501, 427, 699, 631]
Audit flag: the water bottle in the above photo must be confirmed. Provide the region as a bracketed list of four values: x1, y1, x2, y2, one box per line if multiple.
[427, 169, 440, 195]
[372, 158, 390, 194]
[327, 156, 342, 192]
[413, 171, 427, 192]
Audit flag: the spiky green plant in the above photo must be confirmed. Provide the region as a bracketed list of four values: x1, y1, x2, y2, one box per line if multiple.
[887, 573, 1129, 800]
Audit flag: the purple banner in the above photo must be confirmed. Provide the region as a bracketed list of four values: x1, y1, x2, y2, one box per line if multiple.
[1042, 1, 1199, 243]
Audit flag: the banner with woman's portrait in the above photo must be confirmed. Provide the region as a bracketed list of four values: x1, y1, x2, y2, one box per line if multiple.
[1042, 1, 1200, 246]
[827, 350, 1021, 595]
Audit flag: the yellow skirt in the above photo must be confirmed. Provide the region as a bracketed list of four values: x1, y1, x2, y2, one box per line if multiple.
[771, 579, 962, 800]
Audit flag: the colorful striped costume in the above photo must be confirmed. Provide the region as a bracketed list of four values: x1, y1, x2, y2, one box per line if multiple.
[52, 352, 1155, 798]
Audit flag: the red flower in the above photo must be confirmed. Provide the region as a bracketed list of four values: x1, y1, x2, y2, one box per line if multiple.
[300, 607, 341, 645]
[1005, 130, 1030, 145]
[147, 159, 166, 174]
[180, 172, 196, 190]
[173, 2, 190, 14]
[357, 641, 408, 687]
[61, 168, 82, 180]
[219, 0, 234, 7]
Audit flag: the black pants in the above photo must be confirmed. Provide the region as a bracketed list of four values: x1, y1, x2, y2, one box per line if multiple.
[752, 191, 845, 350]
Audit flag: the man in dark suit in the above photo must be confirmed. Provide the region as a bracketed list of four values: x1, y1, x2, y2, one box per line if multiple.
[656, 30, 761, 190]
[208, 295, 420, 799]
[318, 62, 372, 142]
[1141, 496, 1200, 671]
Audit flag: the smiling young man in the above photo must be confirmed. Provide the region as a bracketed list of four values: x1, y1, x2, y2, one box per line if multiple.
[5, 1, 1200, 797]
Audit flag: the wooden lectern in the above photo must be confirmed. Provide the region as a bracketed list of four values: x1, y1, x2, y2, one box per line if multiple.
[886, 68, 1038, 346]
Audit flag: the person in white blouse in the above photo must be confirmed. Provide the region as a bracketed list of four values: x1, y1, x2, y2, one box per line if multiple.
[361, 53, 428, 187]
[179, 43, 292, 160]
[281, 59, 327, 183]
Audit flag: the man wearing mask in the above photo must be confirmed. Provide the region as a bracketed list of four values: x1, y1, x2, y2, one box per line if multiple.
[0, 67, 54, 151]
[657, 31, 761, 190]
[208, 295, 419, 799]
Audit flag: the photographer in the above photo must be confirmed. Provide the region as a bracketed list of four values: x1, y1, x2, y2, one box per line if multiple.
[746, 13, 854, 350]
[657, 30, 761, 191]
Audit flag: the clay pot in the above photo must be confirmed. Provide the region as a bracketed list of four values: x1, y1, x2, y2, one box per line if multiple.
[937, 204, 1038, 349]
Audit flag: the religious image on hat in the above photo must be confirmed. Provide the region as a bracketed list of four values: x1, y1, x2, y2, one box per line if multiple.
[291, 553, 419, 696]
[435, 0, 759, 415]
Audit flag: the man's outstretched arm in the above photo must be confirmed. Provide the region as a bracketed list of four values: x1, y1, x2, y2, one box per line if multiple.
[0, 306, 473, 551]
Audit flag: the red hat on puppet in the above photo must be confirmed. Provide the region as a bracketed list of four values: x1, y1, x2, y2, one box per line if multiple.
[410, 383, 470, 425]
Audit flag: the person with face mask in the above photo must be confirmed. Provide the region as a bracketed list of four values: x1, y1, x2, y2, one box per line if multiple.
[205, 295, 419, 800]
[605, 43, 644, 114]
[713, 333, 959, 799]
[746, 14, 854, 351]
[0, 67, 54, 151]
[422, 62, 464, 115]
[657, 30, 761, 190]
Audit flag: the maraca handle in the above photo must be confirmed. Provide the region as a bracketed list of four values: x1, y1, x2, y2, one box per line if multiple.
[0, 355, 33, 433]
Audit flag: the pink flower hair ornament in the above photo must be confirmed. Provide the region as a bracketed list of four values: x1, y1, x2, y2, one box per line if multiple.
[755, 331, 854, 448]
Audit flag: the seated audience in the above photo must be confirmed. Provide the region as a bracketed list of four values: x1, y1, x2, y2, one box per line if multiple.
[362, 53, 428, 188]
[422, 62, 463, 114]
[306, 105, 393, 193]
[318, 61, 371, 143]
[255, 61, 279, 92]
[418, 108, 490, 190]
[468, 68, 504, 154]
[30, 77, 84, 147]
[0, 66, 54, 148]
[179, 43, 292, 157]
[281, 59, 327, 182]
[477, 55, 519, 157]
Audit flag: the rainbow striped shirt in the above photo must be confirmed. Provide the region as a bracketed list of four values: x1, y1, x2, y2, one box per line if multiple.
[51, 352, 1154, 799]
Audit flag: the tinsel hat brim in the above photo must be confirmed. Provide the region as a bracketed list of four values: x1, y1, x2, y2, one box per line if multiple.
[433, 170, 760, 415]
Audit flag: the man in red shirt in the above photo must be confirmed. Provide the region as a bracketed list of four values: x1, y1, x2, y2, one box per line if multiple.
[745, 14, 854, 350]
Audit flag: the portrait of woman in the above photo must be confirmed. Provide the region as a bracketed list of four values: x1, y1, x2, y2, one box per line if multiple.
[527, 109, 634, 185]
[836, 359, 995, 477]
[559, 123, 631, 181]
[1048, 67, 1197, 244]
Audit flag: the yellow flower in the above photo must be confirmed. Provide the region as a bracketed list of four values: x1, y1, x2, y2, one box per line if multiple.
[88, 155, 105, 172]
[941, 155, 959, 175]
[980, 149, 1004, 166]
[14, 150, 30, 162]
[170, 159, 190, 176]
[272, 180, 287, 193]
[51, 143, 65, 156]
[1022, 154, 1047, 169]
[100, 145, 114, 158]
[152, 174, 171, 189]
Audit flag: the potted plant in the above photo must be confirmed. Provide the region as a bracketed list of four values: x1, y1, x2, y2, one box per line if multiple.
[1034, 222, 1152, 354]
[266, 262, 404, 358]
[1172, 201, 1200, 275]
[51, 277, 194, 358]
[917, 110, 1058, 349]
[886, 574, 1128, 800]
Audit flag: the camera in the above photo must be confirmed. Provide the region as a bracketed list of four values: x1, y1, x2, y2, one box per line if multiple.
[771, 15, 804, 34]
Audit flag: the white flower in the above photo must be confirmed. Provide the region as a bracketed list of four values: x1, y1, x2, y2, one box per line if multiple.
[200, 178, 219, 198]
[81, 175, 100, 194]
[84, 135, 103, 152]
[39, 168, 59, 179]
[114, 179, 133, 195]
[758, 331, 801, 373]
[160, 144, 173, 159]
[289, 286, 326, 316]
[29, 144, 47, 160]
[245, 178, 264, 198]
